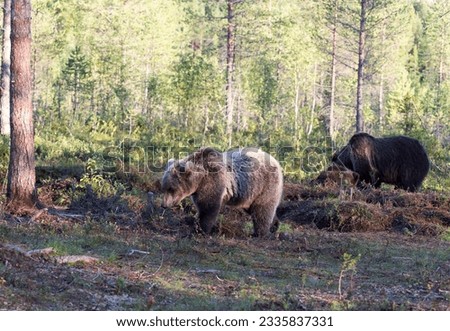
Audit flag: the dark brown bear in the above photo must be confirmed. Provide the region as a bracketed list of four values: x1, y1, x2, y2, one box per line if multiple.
[347, 132, 430, 192]
[161, 147, 283, 237]
[331, 146, 353, 170]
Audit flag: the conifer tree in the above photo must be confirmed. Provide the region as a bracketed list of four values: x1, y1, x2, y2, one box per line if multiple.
[7, 0, 37, 209]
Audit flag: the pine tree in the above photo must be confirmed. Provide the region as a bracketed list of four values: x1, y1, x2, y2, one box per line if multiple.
[7, 0, 37, 210]
[0, 0, 12, 135]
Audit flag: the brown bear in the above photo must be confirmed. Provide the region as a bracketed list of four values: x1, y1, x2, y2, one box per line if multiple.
[314, 167, 360, 187]
[331, 146, 353, 170]
[161, 147, 283, 237]
[347, 132, 430, 192]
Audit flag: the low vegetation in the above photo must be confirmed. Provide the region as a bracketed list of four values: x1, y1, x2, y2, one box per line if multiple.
[0, 167, 449, 311]
[0, 0, 449, 311]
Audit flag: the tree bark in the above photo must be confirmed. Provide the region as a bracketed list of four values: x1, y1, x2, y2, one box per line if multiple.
[307, 62, 317, 136]
[438, 34, 444, 88]
[378, 72, 384, 130]
[7, 0, 37, 209]
[378, 19, 386, 131]
[294, 74, 300, 141]
[0, 0, 12, 135]
[329, 0, 338, 140]
[225, 0, 236, 148]
[355, 0, 367, 133]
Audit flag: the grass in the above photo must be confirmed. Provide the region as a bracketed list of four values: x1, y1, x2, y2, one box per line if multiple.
[0, 218, 449, 310]
[442, 229, 450, 242]
[0, 172, 449, 310]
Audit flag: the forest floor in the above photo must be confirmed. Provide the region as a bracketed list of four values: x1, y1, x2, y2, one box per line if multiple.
[0, 173, 449, 311]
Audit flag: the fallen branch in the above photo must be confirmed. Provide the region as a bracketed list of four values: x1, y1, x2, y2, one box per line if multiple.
[128, 249, 150, 256]
[54, 213, 84, 220]
[55, 255, 99, 264]
[47, 209, 84, 220]
[26, 247, 55, 257]
[30, 208, 48, 222]
[3, 244, 28, 254]
[2, 244, 55, 261]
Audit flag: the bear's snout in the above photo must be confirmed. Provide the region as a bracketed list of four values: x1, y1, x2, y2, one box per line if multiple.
[162, 194, 178, 208]
[161, 195, 172, 208]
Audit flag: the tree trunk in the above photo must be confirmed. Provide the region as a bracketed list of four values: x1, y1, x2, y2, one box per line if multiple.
[143, 63, 150, 116]
[294, 74, 300, 143]
[7, 0, 37, 210]
[0, 0, 12, 135]
[329, 0, 338, 140]
[438, 35, 444, 88]
[355, 0, 367, 133]
[307, 62, 317, 136]
[201, 104, 209, 146]
[378, 19, 386, 131]
[73, 70, 79, 117]
[378, 72, 384, 130]
[225, 0, 236, 148]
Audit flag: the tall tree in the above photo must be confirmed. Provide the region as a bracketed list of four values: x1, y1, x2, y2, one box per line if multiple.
[377, 17, 387, 130]
[0, 0, 12, 135]
[62, 45, 91, 118]
[321, 0, 339, 140]
[334, 0, 401, 134]
[225, 0, 239, 147]
[329, 0, 338, 139]
[7, 0, 36, 209]
[355, 0, 368, 133]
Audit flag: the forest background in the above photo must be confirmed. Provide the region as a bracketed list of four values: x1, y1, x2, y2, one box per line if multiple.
[1, 0, 449, 190]
[0, 0, 449, 311]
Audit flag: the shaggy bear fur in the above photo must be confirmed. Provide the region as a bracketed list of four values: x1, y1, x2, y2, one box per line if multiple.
[314, 168, 360, 187]
[161, 147, 283, 237]
[347, 132, 430, 192]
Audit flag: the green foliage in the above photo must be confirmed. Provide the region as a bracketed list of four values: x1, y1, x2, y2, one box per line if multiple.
[248, 57, 279, 118]
[338, 253, 361, 299]
[62, 46, 91, 93]
[35, 134, 93, 163]
[170, 52, 219, 118]
[78, 158, 119, 197]
[442, 229, 450, 242]
[26, 0, 449, 191]
[0, 137, 10, 179]
[340, 253, 361, 273]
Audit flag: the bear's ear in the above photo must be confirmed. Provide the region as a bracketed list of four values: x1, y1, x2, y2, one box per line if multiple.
[166, 158, 175, 170]
[177, 161, 186, 173]
[201, 147, 220, 158]
[200, 147, 223, 172]
[175, 160, 192, 175]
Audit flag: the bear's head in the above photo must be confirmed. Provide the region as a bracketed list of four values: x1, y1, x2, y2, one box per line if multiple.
[349, 132, 376, 165]
[331, 146, 353, 170]
[160, 148, 224, 208]
[161, 159, 198, 208]
[315, 169, 359, 187]
[349, 132, 375, 152]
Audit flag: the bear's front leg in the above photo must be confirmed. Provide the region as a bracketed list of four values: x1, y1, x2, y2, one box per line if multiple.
[249, 203, 277, 238]
[197, 201, 222, 235]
